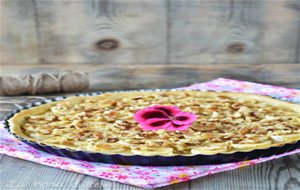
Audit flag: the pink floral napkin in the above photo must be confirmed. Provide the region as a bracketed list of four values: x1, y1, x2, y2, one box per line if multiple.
[1, 78, 299, 189]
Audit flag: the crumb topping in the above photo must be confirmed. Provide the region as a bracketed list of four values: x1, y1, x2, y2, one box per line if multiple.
[15, 91, 300, 156]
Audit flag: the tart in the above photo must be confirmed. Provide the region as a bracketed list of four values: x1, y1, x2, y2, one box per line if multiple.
[7, 91, 300, 157]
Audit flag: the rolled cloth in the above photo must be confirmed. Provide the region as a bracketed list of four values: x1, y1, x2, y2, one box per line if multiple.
[0, 70, 89, 95]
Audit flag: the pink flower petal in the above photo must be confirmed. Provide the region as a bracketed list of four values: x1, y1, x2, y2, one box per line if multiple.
[166, 123, 192, 131]
[140, 118, 171, 131]
[151, 105, 182, 116]
[134, 105, 197, 131]
[134, 108, 169, 123]
[173, 112, 197, 125]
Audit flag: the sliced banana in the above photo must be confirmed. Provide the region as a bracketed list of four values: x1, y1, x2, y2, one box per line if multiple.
[191, 143, 228, 155]
[131, 147, 174, 156]
[231, 141, 272, 150]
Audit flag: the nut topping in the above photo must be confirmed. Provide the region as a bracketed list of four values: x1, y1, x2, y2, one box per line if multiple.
[17, 90, 300, 156]
[94, 131, 104, 139]
[107, 138, 119, 143]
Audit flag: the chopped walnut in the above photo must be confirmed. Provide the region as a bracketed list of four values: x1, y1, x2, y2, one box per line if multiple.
[239, 127, 251, 135]
[61, 140, 74, 146]
[132, 96, 143, 100]
[230, 103, 242, 110]
[107, 138, 119, 143]
[94, 131, 104, 139]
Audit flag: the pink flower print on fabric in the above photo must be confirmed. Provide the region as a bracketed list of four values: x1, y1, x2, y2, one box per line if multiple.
[134, 105, 197, 131]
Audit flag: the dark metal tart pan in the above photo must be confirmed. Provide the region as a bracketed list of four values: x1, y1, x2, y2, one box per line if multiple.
[3, 90, 300, 166]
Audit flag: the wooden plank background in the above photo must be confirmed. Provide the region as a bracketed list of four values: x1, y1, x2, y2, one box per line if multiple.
[1, 0, 300, 65]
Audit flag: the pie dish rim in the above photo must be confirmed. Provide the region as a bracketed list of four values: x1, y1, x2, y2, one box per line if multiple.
[3, 89, 300, 165]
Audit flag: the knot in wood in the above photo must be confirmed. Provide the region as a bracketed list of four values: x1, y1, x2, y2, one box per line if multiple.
[226, 43, 245, 53]
[95, 39, 119, 51]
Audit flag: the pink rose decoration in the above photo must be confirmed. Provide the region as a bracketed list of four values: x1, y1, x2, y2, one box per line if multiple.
[134, 105, 197, 131]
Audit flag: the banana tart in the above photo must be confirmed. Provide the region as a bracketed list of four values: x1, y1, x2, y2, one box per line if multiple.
[8, 91, 300, 156]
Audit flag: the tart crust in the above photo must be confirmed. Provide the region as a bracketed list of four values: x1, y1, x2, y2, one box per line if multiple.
[8, 91, 300, 156]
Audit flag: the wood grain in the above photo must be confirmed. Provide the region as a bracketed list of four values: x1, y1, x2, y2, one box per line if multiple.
[0, 0, 40, 64]
[1, 64, 300, 90]
[0, 96, 299, 189]
[169, 0, 300, 64]
[31, 0, 167, 64]
[189, 155, 300, 190]
[1, 0, 300, 64]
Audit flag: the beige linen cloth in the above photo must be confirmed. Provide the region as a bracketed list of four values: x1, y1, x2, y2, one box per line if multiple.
[0, 70, 89, 95]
